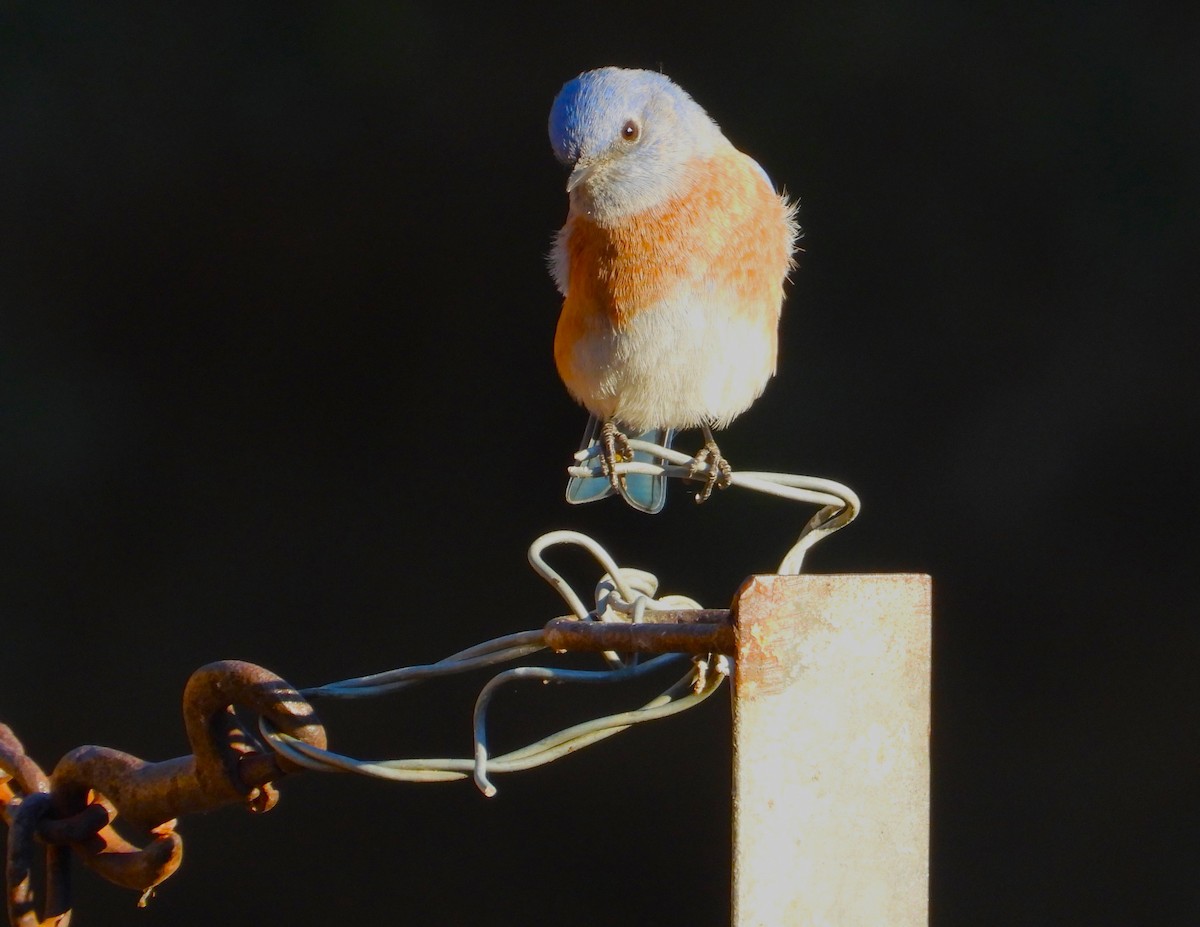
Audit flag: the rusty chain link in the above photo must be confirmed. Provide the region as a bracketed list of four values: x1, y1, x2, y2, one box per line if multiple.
[2, 661, 326, 925]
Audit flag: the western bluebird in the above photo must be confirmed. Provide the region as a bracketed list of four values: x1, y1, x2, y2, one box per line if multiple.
[548, 67, 798, 513]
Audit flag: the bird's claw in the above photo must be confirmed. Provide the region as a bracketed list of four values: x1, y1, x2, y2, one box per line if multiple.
[600, 421, 634, 494]
[690, 437, 733, 504]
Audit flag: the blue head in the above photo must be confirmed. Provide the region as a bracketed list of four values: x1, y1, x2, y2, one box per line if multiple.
[548, 67, 723, 221]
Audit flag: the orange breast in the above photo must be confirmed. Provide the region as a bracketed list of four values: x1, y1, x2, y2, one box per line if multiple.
[554, 150, 794, 384]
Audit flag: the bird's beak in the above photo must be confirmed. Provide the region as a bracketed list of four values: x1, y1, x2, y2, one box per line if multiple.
[566, 157, 598, 194]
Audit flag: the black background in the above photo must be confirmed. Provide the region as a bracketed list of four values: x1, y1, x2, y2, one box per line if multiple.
[2, 3, 1196, 925]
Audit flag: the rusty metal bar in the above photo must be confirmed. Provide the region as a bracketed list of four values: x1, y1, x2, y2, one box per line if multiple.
[731, 574, 932, 927]
[543, 609, 734, 654]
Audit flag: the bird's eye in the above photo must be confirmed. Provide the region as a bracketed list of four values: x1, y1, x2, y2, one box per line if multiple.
[621, 119, 640, 142]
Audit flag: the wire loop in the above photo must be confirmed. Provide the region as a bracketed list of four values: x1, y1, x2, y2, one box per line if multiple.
[570, 439, 860, 574]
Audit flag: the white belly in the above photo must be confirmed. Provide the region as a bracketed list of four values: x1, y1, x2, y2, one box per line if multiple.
[562, 293, 777, 432]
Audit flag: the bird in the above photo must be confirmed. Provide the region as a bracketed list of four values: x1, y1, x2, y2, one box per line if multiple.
[548, 66, 799, 513]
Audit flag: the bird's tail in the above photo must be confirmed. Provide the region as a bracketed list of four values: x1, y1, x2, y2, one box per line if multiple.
[566, 416, 675, 514]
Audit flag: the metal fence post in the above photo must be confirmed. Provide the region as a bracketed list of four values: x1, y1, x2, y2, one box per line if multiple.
[732, 574, 931, 926]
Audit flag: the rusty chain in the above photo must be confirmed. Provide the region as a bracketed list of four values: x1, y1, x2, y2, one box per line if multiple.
[2, 661, 326, 926]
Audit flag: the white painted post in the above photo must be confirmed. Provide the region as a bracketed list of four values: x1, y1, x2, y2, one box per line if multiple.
[732, 574, 931, 926]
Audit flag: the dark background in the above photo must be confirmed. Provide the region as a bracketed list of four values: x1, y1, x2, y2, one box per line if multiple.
[2, 3, 1196, 925]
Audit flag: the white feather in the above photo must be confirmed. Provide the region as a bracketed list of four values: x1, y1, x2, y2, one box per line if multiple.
[558, 286, 776, 432]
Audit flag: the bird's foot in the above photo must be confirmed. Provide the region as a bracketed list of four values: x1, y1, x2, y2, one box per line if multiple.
[690, 435, 733, 504]
[600, 421, 634, 493]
